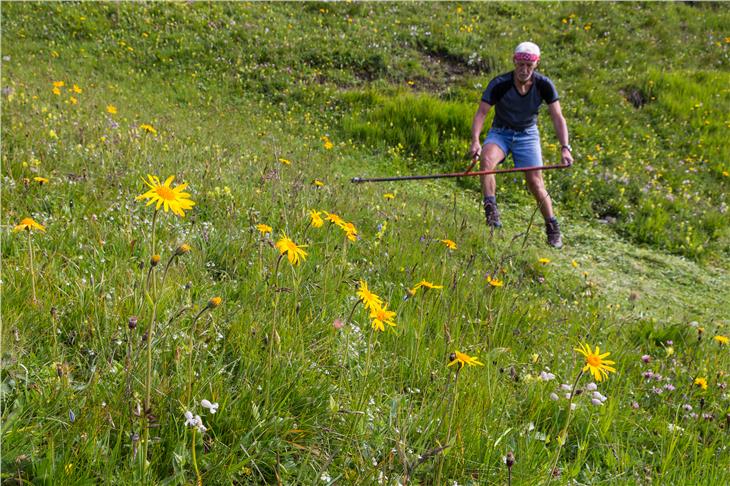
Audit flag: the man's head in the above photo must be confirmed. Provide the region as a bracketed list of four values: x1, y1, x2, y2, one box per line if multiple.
[513, 41, 540, 83]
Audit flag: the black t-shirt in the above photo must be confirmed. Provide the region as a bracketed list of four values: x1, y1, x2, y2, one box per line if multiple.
[481, 71, 559, 130]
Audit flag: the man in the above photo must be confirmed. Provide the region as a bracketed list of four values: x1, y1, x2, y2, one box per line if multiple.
[469, 41, 573, 248]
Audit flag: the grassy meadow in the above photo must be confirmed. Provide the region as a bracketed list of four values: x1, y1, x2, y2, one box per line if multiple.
[2, 2, 729, 484]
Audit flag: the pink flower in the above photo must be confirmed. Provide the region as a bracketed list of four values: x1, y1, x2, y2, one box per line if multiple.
[641, 354, 651, 363]
[333, 318, 345, 330]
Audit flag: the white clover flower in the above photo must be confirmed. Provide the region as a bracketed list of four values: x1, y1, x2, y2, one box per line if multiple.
[201, 399, 219, 414]
[592, 391, 607, 403]
[591, 398, 604, 406]
[549, 392, 559, 401]
[539, 371, 555, 381]
[560, 383, 572, 391]
[184, 411, 198, 427]
[585, 382, 598, 391]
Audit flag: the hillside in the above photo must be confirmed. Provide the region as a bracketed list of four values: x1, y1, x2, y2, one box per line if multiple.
[2, 2, 729, 485]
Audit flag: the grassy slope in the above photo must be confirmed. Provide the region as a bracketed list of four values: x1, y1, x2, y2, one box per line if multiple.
[2, 2, 729, 485]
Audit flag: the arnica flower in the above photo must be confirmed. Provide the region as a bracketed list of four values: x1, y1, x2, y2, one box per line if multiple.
[52, 81, 65, 88]
[714, 335, 729, 345]
[383, 193, 395, 200]
[278, 158, 291, 165]
[370, 303, 396, 332]
[106, 104, 117, 114]
[34, 176, 49, 185]
[323, 211, 345, 226]
[412, 280, 443, 292]
[174, 243, 191, 256]
[441, 239, 457, 250]
[309, 210, 324, 228]
[538, 258, 551, 264]
[256, 223, 273, 235]
[139, 123, 157, 135]
[275, 234, 308, 266]
[136, 175, 195, 217]
[207, 296, 222, 309]
[575, 343, 616, 382]
[356, 280, 383, 311]
[313, 179, 325, 187]
[341, 222, 358, 241]
[13, 217, 45, 233]
[448, 350, 484, 369]
[487, 276, 503, 287]
[72, 84, 82, 94]
[694, 377, 708, 390]
[52, 87, 61, 96]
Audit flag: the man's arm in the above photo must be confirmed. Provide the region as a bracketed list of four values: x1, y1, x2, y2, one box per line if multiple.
[470, 101, 492, 158]
[547, 101, 573, 166]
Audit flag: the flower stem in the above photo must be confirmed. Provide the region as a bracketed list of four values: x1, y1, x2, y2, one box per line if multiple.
[191, 427, 201, 486]
[143, 209, 159, 463]
[548, 369, 584, 482]
[27, 231, 36, 304]
[187, 306, 209, 405]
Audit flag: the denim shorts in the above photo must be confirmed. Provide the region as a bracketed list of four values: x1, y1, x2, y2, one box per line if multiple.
[484, 125, 543, 168]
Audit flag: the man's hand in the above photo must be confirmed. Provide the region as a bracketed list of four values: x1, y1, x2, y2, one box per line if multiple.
[469, 141, 482, 159]
[561, 147, 574, 167]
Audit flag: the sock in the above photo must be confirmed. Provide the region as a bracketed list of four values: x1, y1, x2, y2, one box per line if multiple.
[546, 216, 558, 224]
[483, 195, 496, 205]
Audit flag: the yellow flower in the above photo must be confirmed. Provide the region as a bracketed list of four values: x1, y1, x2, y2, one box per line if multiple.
[69, 96, 77, 105]
[341, 222, 358, 241]
[136, 175, 196, 217]
[52, 87, 61, 95]
[370, 303, 396, 332]
[275, 234, 308, 266]
[278, 158, 291, 165]
[441, 239, 457, 250]
[174, 243, 192, 256]
[150, 254, 161, 266]
[538, 258, 551, 264]
[13, 217, 45, 233]
[487, 276, 503, 287]
[49, 130, 58, 139]
[52, 81, 65, 88]
[207, 296, 222, 308]
[694, 377, 708, 390]
[571, 260, 579, 268]
[321, 135, 333, 150]
[34, 176, 49, 185]
[356, 280, 383, 311]
[323, 211, 345, 226]
[313, 179, 325, 187]
[575, 343, 616, 382]
[714, 335, 729, 345]
[72, 84, 82, 93]
[413, 280, 443, 291]
[383, 193, 395, 200]
[309, 210, 324, 228]
[448, 350, 484, 368]
[256, 223, 273, 235]
[139, 123, 157, 135]
[107, 104, 117, 114]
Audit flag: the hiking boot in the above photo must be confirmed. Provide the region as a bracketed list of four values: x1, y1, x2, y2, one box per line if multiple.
[484, 200, 503, 228]
[546, 218, 563, 249]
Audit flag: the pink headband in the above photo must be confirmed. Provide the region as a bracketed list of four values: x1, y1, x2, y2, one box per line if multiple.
[514, 52, 539, 62]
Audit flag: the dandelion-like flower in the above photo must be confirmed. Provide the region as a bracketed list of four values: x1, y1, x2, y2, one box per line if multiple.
[356, 280, 383, 311]
[714, 335, 729, 345]
[412, 280, 443, 292]
[139, 123, 157, 135]
[441, 239, 457, 250]
[694, 377, 708, 390]
[487, 276, 503, 287]
[34, 176, 49, 185]
[370, 303, 396, 332]
[278, 158, 291, 165]
[207, 296, 222, 309]
[313, 179, 325, 187]
[275, 234, 308, 266]
[136, 175, 195, 217]
[341, 222, 358, 241]
[309, 210, 324, 228]
[575, 343, 616, 382]
[538, 258, 551, 264]
[13, 217, 45, 233]
[175, 243, 192, 256]
[107, 104, 117, 114]
[383, 193, 395, 200]
[256, 223, 273, 235]
[448, 350, 484, 369]
[323, 211, 345, 226]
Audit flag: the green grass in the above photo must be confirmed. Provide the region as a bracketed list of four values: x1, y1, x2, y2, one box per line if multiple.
[2, 2, 729, 485]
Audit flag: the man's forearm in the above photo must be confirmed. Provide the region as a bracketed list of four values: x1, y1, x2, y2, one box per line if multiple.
[471, 113, 486, 143]
[554, 116, 569, 146]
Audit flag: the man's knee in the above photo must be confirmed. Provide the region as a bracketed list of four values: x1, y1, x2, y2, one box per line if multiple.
[480, 153, 500, 170]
